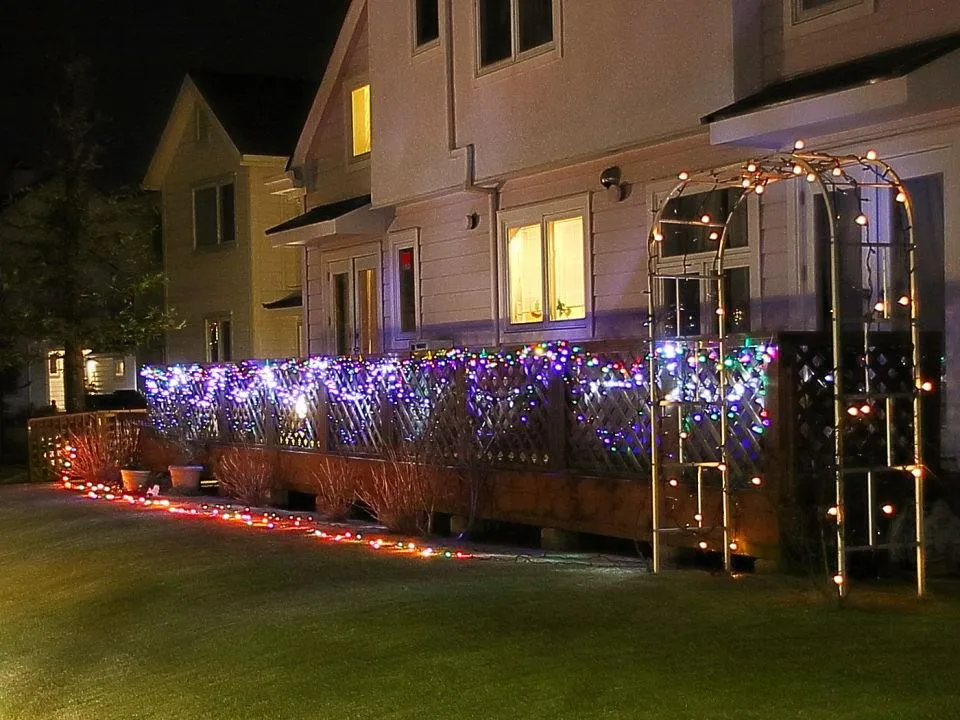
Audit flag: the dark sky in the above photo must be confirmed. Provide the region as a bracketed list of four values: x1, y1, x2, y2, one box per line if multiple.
[0, 0, 351, 186]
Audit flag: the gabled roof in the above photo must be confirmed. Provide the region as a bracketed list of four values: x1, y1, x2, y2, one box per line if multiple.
[143, 71, 316, 189]
[291, 0, 367, 168]
[703, 31, 960, 124]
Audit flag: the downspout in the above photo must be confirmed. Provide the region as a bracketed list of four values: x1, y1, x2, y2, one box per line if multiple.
[442, 1, 502, 343]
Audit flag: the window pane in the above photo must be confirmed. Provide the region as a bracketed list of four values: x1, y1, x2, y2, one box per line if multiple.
[723, 267, 750, 334]
[518, 0, 552, 53]
[351, 84, 371, 157]
[357, 268, 380, 355]
[507, 223, 543, 324]
[333, 273, 350, 355]
[194, 187, 218, 247]
[663, 279, 700, 337]
[206, 320, 220, 362]
[219, 183, 235, 243]
[660, 189, 747, 257]
[547, 215, 585, 320]
[416, 0, 440, 45]
[220, 320, 232, 361]
[801, 0, 839, 10]
[398, 247, 417, 333]
[479, 0, 512, 66]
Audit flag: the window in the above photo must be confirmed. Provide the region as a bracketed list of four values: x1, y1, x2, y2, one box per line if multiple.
[48, 352, 63, 377]
[655, 189, 755, 337]
[415, 0, 440, 48]
[193, 182, 235, 248]
[388, 230, 420, 343]
[478, 0, 554, 69]
[784, 0, 874, 34]
[500, 198, 588, 330]
[205, 317, 232, 362]
[350, 84, 371, 158]
[115, 359, 126, 378]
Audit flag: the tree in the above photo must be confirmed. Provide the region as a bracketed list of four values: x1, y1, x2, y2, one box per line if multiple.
[0, 57, 178, 413]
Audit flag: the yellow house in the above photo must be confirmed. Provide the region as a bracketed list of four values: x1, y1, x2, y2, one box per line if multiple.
[143, 71, 314, 363]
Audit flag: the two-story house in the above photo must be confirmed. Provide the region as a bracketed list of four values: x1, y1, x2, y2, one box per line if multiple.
[144, 71, 314, 363]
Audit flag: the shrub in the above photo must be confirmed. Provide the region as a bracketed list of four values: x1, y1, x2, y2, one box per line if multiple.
[358, 446, 448, 535]
[214, 446, 274, 506]
[64, 418, 142, 485]
[310, 456, 358, 520]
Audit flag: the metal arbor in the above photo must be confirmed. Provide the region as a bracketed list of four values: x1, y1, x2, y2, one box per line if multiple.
[646, 147, 928, 597]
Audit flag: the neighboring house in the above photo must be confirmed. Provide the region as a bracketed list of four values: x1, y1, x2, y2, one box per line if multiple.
[144, 71, 314, 364]
[271, 0, 960, 464]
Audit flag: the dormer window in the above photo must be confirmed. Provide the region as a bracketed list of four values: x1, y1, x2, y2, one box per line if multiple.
[478, 0, 555, 70]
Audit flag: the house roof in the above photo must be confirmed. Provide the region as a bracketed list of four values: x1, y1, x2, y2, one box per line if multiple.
[143, 71, 316, 188]
[266, 194, 372, 235]
[291, 0, 367, 168]
[262, 291, 303, 310]
[702, 31, 960, 124]
[189, 71, 316, 156]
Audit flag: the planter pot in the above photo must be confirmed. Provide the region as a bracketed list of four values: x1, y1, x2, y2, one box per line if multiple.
[121, 469, 152, 492]
[169, 465, 203, 491]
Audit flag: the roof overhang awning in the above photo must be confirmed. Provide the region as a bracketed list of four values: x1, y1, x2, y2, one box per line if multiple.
[704, 32, 960, 148]
[266, 194, 391, 247]
[262, 291, 302, 310]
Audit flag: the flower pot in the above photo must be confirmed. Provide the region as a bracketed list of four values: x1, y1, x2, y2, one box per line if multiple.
[121, 469, 152, 492]
[169, 465, 203, 491]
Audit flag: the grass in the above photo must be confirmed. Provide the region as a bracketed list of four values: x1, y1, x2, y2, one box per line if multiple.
[1, 484, 958, 719]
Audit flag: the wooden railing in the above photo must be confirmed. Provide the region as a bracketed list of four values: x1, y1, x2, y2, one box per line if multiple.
[26, 410, 148, 482]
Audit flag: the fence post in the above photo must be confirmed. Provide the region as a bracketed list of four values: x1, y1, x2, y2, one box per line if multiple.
[547, 369, 568, 472]
[315, 383, 329, 453]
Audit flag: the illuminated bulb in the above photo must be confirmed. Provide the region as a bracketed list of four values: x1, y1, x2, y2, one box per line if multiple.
[896, 191, 906, 203]
[717, 464, 727, 472]
[678, 171, 689, 181]
[755, 184, 765, 195]
[698, 541, 708, 550]
[794, 139, 805, 150]
[881, 504, 895, 516]
[746, 162, 757, 172]
[742, 178, 751, 188]
[792, 164, 803, 175]
[694, 513, 703, 522]
[806, 172, 817, 183]
[679, 431, 689, 439]
[729, 541, 739, 551]
[826, 506, 839, 517]
[911, 467, 923, 478]
[716, 307, 724, 315]
[833, 167, 843, 177]
[668, 478, 679, 487]
[855, 214, 868, 226]
[874, 301, 885, 313]
[860, 404, 871, 415]
[750, 476, 762, 487]
[653, 231, 664, 242]
[921, 381, 934, 392]
[866, 149, 878, 160]
[833, 574, 845, 586]
[701, 214, 712, 224]
[897, 295, 910, 306]
[847, 406, 860, 417]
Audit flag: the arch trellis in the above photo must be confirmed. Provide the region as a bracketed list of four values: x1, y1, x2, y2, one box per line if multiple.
[647, 146, 929, 598]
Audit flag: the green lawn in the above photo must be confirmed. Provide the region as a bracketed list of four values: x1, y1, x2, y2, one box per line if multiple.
[0, 484, 957, 720]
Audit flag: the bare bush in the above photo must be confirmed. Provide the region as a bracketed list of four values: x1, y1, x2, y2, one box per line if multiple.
[310, 455, 359, 520]
[214, 446, 274, 506]
[358, 446, 449, 535]
[65, 418, 143, 485]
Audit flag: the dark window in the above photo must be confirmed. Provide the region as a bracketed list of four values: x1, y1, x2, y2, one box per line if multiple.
[416, 0, 440, 46]
[814, 190, 863, 329]
[723, 267, 750, 334]
[398, 247, 417, 333]
[219, 184, 235, 242]
[663, 278, 701, 337]
[518, 0, 553, 52]
[333, 273, 349, 355]
[661, 189, 747, 258]
[206, 318, 231, 362]
[897, 174, 944, 332]
[800, 0, 841, 10]
[194, 187, 218, 247]
[479, 0, 512, 66]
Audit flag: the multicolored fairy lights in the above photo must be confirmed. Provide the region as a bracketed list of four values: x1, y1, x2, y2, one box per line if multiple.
[140, 340, 776, 479]
[59, 479, 472, 561]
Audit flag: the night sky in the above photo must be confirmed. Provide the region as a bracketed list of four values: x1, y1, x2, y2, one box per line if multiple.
[0, 0, 352, 187]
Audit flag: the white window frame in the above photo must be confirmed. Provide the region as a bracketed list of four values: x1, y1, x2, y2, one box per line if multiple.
[389, 228, 421, 348]
[204, 314, 233, 363]
[475, 0, 562, 76]
[412, 0, 441, 54]
[344, 77, 371, 168]
[783, 0, 875, 38]
[192, 177, 236, 250]
[652, 183, 761, 337]
[497, 193, 592, 343]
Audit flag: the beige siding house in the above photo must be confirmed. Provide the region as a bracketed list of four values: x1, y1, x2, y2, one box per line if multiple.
[275, 0, 960, 462]
[144, 72, 313, 363]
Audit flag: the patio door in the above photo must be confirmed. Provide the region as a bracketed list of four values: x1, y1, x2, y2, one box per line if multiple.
[327, 254, 381, 356]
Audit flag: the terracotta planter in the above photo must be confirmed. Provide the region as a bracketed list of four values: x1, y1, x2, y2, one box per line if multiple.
[169, 465, 203, 491]
[121, 469, 152, 492]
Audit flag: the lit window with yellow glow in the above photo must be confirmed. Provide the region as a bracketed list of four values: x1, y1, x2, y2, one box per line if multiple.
[506, 214, 585, 326]
[351, 84, 371, 157]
